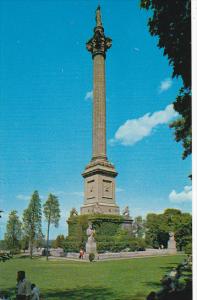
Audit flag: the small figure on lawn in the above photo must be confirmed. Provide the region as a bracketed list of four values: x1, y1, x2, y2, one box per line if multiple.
[31, 284, 40, 300]
[16, 271, 31, 300]
[79, 249, 84, 259]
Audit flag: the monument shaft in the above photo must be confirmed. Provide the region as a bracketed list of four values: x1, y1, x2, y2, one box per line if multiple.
[93, 54, 106, 160]
[80, 6, 120, 215]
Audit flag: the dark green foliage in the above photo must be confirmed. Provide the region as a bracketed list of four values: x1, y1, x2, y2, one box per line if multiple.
[146, 257, 192, 300]
[65, 214, 146, 253]
[97, 236, 146, 253]
[52, 235, 66, 248]
[0, 252, 13, 262]
[0, 240, 7, 251]
[174, 213, 192, 251]
[20, 235, 29, 252]
[22, 191, 42, 258]
[141, 0, 191, 160]
[43, 193, 61, 260]
[170, 89, 191, 159]
[4, 210, 22, 253]
[64, 236, 85, 253]
[65, 215, 89, 252]
[89, 215, 125, 236]
[44, 194, 61, 228]
[145, 209, 192, 251]
[65, 214, 128, 252]
[88, 253, 95, 262]
[184, 242, 192, 255]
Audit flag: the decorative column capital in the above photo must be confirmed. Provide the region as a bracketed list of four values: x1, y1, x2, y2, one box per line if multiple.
[86, 6, 112, 58]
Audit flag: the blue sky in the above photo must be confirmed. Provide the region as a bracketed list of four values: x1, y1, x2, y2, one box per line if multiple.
[0, 0, 192, 239]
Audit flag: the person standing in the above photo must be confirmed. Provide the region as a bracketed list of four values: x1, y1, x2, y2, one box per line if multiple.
[16, 271, 31, 300]
[79, 249, 84, 259]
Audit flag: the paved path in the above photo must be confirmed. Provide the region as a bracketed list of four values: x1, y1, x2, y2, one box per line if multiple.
[48, 253, 183, 263]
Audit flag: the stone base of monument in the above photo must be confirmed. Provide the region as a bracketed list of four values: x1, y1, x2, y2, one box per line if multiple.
[85, 240, 97, 254]
[167, 242, 177, 254]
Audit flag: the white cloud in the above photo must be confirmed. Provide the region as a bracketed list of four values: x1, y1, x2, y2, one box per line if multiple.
[133, 47, 140, 52]
[16, 194, 31, 201]
[159, 78, 172, 93]
[85, 90, 93, 101]
[16, 194, 45, 201]
[169, 186, 192, 203]
[52, 190, 83, 197]
[110, 104, 178, 146]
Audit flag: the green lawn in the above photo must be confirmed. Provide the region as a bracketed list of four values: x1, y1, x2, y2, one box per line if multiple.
[0, 255, 185, 300]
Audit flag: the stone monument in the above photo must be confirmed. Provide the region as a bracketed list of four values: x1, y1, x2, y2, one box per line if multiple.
[65, 7, 132, 253]
[122, 206, 133, 232]
[167, 232, 177, 253]
[85, 223, 97, 254]
[81, 6, 120, 215]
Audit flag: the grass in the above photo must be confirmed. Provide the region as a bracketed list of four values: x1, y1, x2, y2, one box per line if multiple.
[0, 255, 185, 300]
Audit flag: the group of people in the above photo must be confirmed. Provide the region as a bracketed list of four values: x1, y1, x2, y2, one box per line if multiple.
[146, 255, 192, 300]
[16, 271, 39, 300]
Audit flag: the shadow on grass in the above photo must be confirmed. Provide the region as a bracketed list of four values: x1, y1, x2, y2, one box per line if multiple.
[3, 287, 147, 300]
[120, 292, 146, 300]
[44, 286, 116, 300]
[0, 287, 16, 299]
[142, 281, 161, 290]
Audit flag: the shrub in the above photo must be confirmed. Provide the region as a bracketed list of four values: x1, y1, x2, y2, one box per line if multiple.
[89, 253, 95, 262]
[184, 242, 192, 255]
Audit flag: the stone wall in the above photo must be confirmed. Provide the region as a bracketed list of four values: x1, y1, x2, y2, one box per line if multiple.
[50, 248, 179, 260]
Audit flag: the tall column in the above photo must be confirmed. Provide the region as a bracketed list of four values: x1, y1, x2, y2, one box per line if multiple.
[86, 5, 112, 161]
[93, 54, 106, 159]
[81, 6, 119, 216]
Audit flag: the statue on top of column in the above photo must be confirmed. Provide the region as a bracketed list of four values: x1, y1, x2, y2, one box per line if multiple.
[86, 6, 112, 58]
[96, 5, 102, 27]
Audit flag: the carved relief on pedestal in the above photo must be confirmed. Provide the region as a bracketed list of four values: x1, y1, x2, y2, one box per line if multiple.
[102, 180, 113, 199]
[87, 180, 95, 199]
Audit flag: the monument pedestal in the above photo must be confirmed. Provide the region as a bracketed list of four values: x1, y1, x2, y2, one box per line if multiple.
[81, 159, 120, 215]
[86, 239, 97, 254]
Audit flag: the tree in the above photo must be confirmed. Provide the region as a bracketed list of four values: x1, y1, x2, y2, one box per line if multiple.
[4, 210, 22, 253]
[171, 212, 192, 251]
[145, 209, 192, 251]
[145, 213, 168, 248]
[23, 191, 42, 258]
[52, 234, 65, 249]
[43, 194, 60, 260]
[20, 235, 29, 253]
[140, 0, 191, 160]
